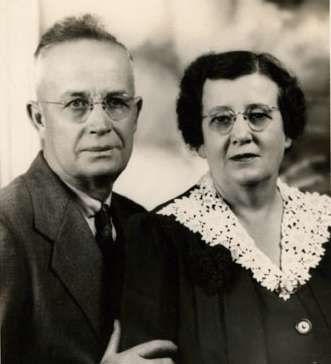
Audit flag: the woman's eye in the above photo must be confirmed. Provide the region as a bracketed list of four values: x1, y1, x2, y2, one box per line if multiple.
[249, 112, 270, 121]
[211, 115, 232, 125]
[66, 99, 89, 109]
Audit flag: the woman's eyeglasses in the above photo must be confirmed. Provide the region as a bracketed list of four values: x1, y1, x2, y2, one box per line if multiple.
[202, 104, 279, 134]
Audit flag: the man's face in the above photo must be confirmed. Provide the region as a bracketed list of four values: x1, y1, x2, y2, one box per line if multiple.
[34, 39, 140, 187]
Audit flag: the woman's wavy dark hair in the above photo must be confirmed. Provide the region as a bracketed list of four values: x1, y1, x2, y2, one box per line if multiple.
[176, 51, 306, 150]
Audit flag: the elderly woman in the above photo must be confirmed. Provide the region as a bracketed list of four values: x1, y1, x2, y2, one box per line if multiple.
[120, 51, 331, 364]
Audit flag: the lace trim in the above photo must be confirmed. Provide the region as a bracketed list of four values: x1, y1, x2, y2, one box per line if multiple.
[157, 173, 331, 300]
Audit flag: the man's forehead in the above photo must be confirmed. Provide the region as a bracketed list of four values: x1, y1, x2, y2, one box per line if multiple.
[60, 90, 132, 98]
[36, 40, 131, 73]
[34, 39, 134, 96]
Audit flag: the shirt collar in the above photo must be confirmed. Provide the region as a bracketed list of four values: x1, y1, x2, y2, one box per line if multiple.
[64, 181, 112, 218]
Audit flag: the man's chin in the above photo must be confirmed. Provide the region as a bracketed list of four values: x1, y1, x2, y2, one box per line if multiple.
[87, 166, 124, 180]
[77, 153, 131, 181]
[76, 159, 122, 178]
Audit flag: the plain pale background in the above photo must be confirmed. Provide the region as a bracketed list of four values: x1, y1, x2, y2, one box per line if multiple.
[0, 0, 329, 209]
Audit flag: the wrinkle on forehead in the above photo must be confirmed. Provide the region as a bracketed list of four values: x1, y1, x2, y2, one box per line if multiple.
[34, 39, 135, 99]
[59, 90, 132, 99]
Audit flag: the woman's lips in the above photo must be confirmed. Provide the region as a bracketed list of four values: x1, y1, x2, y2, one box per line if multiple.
[230, 153, 259, 161]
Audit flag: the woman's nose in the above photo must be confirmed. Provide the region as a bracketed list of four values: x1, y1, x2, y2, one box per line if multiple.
[230, 114, 253, 144]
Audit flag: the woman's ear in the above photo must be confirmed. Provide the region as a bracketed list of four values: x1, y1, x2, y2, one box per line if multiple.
[198, 144, 207, 159]
[284, 136, 292, 150]
[27, 101, 45, 132]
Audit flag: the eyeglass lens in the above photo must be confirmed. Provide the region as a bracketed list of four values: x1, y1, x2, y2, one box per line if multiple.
[63, 95, 135, 121]
[208, 104, 275, 134]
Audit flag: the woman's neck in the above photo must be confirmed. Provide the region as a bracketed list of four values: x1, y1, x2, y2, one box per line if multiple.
[214, 175, 280, 217]
[214, 175, 283, 266]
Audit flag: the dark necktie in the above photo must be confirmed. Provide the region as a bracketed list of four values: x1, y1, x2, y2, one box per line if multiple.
[94, 204, 124, 335]
[94, 204, 114, 262]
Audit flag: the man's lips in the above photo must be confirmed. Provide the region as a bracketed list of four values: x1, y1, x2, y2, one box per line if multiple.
[82, 145, 116, 152]
[229, 153, 259, 161]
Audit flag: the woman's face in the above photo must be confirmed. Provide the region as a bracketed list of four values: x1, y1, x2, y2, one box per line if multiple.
[199, 73, 292, 190]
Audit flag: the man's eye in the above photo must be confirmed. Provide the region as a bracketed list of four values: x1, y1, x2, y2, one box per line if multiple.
[106, 97, 129, 109]
[65, 99, 89, 109]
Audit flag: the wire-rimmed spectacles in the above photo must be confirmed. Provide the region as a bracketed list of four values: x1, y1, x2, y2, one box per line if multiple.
[202, 103, 279, 135]
[38, 94, 140, 122]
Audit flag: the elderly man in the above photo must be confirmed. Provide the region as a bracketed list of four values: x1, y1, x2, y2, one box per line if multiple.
[0, 15, 176, 364]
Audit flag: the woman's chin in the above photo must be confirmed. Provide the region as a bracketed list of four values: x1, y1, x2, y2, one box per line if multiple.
[223, 170, 272, 188]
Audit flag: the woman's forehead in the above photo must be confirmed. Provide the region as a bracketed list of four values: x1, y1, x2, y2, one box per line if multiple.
[202, 73, 279, 109]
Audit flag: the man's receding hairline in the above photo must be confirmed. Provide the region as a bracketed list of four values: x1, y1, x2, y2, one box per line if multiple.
[33, 38, 135, 98]
[34, 13, 134, 62]
[35, 37, 133, 63]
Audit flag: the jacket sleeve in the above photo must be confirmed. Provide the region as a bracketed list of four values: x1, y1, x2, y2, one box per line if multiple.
[0, 218, 30, 364]
[120, 213, 179, 350]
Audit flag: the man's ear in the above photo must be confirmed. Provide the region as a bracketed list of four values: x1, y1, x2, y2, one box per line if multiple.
[197, 144, 207, 159]
[133, 97, 143, 131]
[136, 97, 143, 115]
[27, 101, 44, 132]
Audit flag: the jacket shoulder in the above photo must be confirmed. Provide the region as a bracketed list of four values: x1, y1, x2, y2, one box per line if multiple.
[126, 184, 199, 232]
[126, 185, 201, 252]
[0, 175, 32, 219]
[153, 185, 198, 212]
[112, 192, 146, 218]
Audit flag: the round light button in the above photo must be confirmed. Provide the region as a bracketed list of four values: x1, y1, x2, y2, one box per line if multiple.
[295, 318, 312, 335]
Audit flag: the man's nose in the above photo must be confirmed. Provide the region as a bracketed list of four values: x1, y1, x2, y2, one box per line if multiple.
[230, 114, 253, 144]
[87, 103, 112, 134]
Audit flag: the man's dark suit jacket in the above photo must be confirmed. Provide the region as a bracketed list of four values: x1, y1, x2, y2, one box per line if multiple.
[0, 152, 145, 364]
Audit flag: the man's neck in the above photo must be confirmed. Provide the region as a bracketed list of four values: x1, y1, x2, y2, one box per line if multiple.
[44, 154, 114, 202]
[65, 175, 113, 202]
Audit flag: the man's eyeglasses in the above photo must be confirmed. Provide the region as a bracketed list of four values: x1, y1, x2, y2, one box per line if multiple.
[38, 94, 140, 121]
[202, 104, 279, 135]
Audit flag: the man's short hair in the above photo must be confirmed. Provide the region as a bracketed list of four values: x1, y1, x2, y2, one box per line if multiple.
[34, 14, 132, 59]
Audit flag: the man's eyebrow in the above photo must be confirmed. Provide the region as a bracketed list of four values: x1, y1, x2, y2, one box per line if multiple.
[105, 91, 131, 97]
[61, 91, 87, 99]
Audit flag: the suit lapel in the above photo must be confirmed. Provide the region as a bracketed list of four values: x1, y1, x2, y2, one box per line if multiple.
[51, 199, 105, 337]
[25, 153, 105, 338]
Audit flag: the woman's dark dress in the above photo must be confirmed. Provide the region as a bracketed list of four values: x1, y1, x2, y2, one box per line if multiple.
[121, 181, 331, 364]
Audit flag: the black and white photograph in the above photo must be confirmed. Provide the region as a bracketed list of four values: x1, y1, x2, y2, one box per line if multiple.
[0, 0, 330, 363]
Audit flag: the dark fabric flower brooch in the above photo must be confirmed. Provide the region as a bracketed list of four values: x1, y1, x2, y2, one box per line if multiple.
[187, 241, 234, 296]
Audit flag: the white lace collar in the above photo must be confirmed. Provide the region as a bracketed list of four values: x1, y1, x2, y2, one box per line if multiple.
[157, 172, 331, 300]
